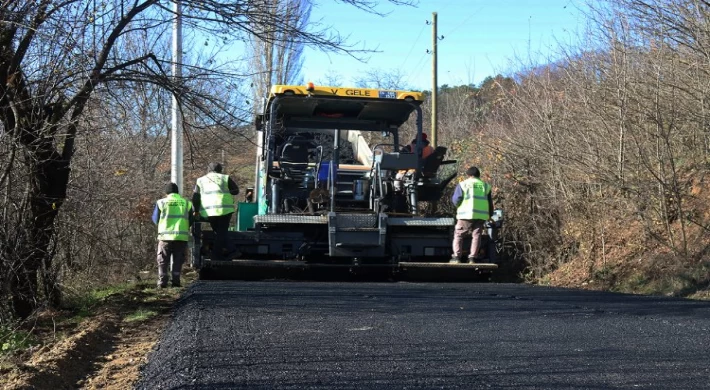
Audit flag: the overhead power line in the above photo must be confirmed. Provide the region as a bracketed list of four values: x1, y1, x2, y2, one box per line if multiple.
[443, 5, 484, 38]
[399, 22, 428, 70]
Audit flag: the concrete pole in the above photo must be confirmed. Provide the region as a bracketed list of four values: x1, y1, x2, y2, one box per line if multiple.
[171, 0, 184, 193]
[431, 11, 438, 148]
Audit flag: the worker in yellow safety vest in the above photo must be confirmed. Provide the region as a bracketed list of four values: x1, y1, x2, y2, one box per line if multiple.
[192, 163, 241, 261]
[450, 167, 494, 264]
[152, 182, 194, 288]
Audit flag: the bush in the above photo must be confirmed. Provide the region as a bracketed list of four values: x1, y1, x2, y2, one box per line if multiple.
[0, 325, 38, 357]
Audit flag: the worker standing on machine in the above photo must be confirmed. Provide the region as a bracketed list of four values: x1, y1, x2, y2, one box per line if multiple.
[152, 182, 193, 288]
[192, 163, 241, 260]
[394, 132, 436, 194]
[451, 167, 494, 264]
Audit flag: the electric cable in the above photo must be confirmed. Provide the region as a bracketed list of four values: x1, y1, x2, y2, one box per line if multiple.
[399, 22, 428, 70]
[406, 51, 430, 88]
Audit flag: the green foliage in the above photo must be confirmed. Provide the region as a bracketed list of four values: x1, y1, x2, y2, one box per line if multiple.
[592, 266, 615, 284]
[62, 282, 136, 318]
[613, 273, 649, 293]
[0, 325, 37, 356]
[124, 308, 158, 323]
[90, 283, 133, 300]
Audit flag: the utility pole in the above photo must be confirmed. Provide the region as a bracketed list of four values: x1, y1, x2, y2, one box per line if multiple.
[171, 0, 184, 193]
[431, 11, 438, 148]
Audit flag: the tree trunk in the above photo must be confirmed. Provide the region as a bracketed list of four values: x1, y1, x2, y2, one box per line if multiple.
[10, 152, 69, 319]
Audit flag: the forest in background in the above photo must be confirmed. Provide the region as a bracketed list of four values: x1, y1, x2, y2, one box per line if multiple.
[2, 0, 710, 323]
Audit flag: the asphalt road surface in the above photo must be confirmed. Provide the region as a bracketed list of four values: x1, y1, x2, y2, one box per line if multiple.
[136, 281, 710, 389]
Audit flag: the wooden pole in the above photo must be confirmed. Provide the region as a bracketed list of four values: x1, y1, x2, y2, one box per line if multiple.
[431, 12, 438, 148]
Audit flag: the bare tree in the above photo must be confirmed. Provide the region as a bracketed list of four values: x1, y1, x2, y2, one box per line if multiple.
[463, 0, 710, 282]
[249, 0, 311, 103]
[353, 68, 412, 90]
[0, 0, 415, 319]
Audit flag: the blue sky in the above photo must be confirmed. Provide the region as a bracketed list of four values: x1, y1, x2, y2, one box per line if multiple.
[301, 0, 587, 90]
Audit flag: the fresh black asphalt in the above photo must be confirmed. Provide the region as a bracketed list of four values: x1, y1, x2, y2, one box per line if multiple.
[135, 281, 710, 389]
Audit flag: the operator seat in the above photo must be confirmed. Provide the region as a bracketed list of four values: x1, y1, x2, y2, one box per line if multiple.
[279, 137, 311, 180]
[279, 136, 324, 184]
[420, 146, 447, 178]
[414, 146, 457, 202]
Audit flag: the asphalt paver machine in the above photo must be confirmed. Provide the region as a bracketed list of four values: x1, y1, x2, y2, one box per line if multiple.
[192, 84, 502, 279]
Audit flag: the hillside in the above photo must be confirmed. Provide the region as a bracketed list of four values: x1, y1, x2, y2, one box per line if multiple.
[543, 167, 710, 299]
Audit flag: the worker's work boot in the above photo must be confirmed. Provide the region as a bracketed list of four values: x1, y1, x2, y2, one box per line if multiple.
[468, 256, 485, 264]
[157, 272, 169, 288]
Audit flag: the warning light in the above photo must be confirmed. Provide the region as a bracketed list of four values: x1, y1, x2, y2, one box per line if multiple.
[306, 82, 315, 92]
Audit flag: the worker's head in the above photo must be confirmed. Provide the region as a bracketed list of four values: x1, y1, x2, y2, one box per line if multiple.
[208, 162, 223, 173]
[411, 133, 429, 144]
[466, 166, 480, 178]
[165, 182, 179, 194]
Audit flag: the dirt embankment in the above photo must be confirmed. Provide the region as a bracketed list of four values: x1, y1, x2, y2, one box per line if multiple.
[1, 277, 186, 390]
[542, 169, 710, 299]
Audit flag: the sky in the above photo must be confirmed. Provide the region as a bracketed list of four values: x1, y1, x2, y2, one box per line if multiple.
[300, 0, 588, 90]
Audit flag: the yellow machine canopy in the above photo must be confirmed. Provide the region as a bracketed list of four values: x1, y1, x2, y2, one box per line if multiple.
[262, 84, 424, 132]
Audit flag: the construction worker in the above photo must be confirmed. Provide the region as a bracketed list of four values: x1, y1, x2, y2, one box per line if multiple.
[394, 132, 436, 193]
[400, 132, 435, 159]
[192, 162, 241, 260]
[152, 182, 193, 288]
[451, 166, 494, 263]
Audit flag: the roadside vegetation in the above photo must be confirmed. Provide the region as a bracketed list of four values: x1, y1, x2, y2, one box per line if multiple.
[0, 271, 195, 389]
[454, 0, 710, 298]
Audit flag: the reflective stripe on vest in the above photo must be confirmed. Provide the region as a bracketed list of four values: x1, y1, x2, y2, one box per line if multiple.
[196, 172, 234, 217]
[456, 177, 491, 220]
[157, 194, 191, 241]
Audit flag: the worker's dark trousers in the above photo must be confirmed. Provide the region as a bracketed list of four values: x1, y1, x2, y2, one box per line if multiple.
[157, 240, 187, 286]
[207, 213, 235, 260]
